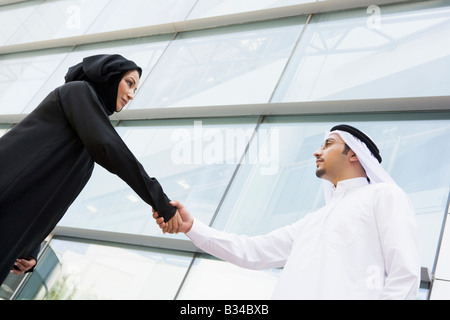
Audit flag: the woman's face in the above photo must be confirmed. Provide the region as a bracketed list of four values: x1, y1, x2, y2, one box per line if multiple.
[116, 70, 140, 112]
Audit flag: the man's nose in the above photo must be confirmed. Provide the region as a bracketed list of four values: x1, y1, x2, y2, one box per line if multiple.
[313, 148, 322, 158]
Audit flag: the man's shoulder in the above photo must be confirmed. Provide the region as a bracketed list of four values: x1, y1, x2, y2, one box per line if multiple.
[367, 182, 409, 201]
[369, 182, 403, 192]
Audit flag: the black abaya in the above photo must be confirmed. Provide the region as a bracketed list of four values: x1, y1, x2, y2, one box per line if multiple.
[0, 79, 176, 285]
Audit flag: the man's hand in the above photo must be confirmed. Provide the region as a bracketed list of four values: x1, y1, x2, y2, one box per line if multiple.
[162, 209, 183, 234]
[11, 257, 37, 275]
[153, 200, 194, 234]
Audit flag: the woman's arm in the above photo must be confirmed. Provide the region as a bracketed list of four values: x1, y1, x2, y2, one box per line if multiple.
[58, 82, 176, 222]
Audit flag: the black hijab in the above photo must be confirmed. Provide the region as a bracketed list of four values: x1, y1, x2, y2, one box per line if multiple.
[65, 54, 142, 115]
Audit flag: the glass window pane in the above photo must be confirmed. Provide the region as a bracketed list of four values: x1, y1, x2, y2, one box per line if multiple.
[273, 1, 450, 102]
[130, 18, 306, 109]
[15, 238, 193, 300]
[0, 124, 10, 137]
[0, 1, 34, 46]
[87, 0, 197, 34]
[0, 48, 69, 114]
[213, 113, 450, 273]
[23, 35, 172, 114]
[177, 254, 281, 300]
[1, 0, 193, 47]
[2, 0, 109, 46]
[188, 0, 321, 19]
[58, 117, 258, 238]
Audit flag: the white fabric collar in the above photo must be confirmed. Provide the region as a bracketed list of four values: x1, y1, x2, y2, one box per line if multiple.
[334, 177, 369, 190]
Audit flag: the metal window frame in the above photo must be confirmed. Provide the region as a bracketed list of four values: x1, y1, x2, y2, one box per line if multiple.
[0, 0, 410, 55]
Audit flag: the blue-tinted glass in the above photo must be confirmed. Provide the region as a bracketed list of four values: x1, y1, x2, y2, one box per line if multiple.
[272, 1, 450, 102]
[15, 238, 193, 300]
[131, 17, 306, 109]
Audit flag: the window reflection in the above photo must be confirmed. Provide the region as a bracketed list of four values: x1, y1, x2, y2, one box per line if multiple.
[87, 0, 197, 34]
[23, 35, 172, 114]
[0, 0, 109, 46]
[0, 48, 69, 114]
[272, 1, 450, 102]
[130, 18, 306, 109]
[177, 254, 281, 300]
[188, 0, 321, 19]
[16, 238, 193, 300]
[0, 124, 10, 137]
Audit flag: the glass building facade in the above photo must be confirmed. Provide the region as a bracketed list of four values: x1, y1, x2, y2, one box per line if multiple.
[0, 0, 449, 300]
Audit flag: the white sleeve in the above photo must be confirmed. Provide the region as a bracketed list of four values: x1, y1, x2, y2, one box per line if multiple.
[186, 218, 300, 270]
[375, 184, 421, 300]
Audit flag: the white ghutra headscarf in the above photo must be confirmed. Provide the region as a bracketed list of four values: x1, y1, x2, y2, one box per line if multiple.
[322, 124, 397, 203]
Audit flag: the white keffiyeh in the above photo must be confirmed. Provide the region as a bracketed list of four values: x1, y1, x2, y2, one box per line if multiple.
[323, 129, 397, 203]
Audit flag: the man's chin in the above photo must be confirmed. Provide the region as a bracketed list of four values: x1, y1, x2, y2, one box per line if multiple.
[315, 169, 325, 179]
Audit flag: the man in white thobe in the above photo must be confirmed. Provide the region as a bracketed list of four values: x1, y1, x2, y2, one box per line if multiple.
[154, 124, 421, 300]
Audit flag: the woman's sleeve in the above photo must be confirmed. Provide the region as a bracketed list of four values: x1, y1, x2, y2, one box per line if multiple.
[58, 82, 176, 222]
[21, 244, 41, 274]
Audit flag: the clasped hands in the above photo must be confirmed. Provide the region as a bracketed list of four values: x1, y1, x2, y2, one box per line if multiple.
[152, 200, 194, 234]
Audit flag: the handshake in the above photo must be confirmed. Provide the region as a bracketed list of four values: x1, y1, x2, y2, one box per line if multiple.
[152, 200, 194, 234]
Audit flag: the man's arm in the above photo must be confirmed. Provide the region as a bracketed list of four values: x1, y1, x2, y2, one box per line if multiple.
[154, 201, 299, 270]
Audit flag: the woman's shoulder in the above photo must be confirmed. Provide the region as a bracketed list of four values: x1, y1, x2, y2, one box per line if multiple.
[56, 81, 108, 117]
[58, 80, 92, 93]
[57, 81, 99, 102]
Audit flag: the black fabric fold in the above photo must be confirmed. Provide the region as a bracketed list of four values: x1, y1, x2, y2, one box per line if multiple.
[0, 55, 175, 286]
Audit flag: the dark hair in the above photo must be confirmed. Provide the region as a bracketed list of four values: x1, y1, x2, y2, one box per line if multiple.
[342, 143, 351, 155]
[331, 124, 382, 163]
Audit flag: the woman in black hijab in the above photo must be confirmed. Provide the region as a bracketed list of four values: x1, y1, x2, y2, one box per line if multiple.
[0, 54, 180, 285]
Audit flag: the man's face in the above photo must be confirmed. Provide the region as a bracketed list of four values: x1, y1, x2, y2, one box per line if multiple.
[313, 133, 349, 184]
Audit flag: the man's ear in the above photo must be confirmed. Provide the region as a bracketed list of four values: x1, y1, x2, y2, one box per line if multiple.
[349, 150, 360, 163]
